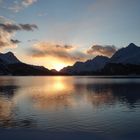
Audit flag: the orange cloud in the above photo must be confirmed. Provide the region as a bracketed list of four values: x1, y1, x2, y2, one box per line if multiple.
[30, 42, 87, 63]
[0, 28, 18, 49]
[0, 16, 38, 50]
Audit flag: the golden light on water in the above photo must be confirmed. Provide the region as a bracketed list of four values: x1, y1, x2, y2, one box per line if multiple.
[45, 76, 73, 94]
[17, 77, 74, 100]
[27, 77, 75, 110]
[0, 98, 13, 121]
[53, 79, 66, 91]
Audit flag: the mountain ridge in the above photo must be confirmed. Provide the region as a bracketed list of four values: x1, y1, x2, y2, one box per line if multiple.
[60, 55, 109, 74]
[60, 43, 140, 75]
[0, 43, 140, 75]
[0, 51, 52, 75]
[0, 51, 21, 64]
[109, 43, 140, 65]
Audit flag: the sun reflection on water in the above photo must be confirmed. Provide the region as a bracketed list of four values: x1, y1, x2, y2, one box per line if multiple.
[24, 77, 75, 111]
[49, 77, 68, 93]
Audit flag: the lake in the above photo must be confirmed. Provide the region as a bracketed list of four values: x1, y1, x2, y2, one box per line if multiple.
[0, 76, 140, 140]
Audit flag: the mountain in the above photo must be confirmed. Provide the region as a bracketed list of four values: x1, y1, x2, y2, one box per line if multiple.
[60, 43, 140, 75]
[110, 43, 140, 65]
[0, 43, 140, 76]
[102, 43, 140, 75]
[0, 52, 52, 75]
[60, 56, 109, 75]
[0, 52, 20, 64]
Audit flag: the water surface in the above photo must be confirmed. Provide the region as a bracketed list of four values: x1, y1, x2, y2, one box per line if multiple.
[0, 76, 140, 139]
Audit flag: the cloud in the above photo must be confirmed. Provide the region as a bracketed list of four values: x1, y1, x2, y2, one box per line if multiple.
[10, 39, 21, 44]
[0, 23, 21, 33]
[0, 16, 17, 49]
[8, 0, 37, 12]
[8, 4, 23, 13]
[19, 24, 38, 31]
[0, 16, 13, 23]
[28, 39, 38, 42]
[87, 45, 117, 57]
[0, 16, 38, 49]
[22, 0, 37, 6]
[30, 42, 117, 64]
[0, 29, 18, 49]
[0, 23, 38, 33]
[30, 42, 87, 63]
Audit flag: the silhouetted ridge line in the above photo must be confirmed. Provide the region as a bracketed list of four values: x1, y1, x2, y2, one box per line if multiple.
[0, 43, 140, 75]
[60, 43, 140, 75]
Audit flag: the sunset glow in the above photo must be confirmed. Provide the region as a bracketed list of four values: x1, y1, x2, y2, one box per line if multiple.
[0, 0, 140, 70]
[44, 59, 71, 71]
[53, 63, 67, 71]
[0, 1, 140, 139]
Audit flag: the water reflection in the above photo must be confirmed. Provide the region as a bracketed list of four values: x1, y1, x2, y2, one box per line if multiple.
[0, 97, 13, 126]
[27, 77, 75, 111]
[0, 76, 140, 131]
[83, 83, 140, 108]
[0, 78, 36, 128]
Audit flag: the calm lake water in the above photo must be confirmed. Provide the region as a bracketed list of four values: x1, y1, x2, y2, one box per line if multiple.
[0, 76, 140, 139]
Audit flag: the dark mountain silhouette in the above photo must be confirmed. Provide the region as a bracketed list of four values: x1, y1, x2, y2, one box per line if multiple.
[0, 52, 52, 75]
[102, 43, 140, 75]
[60, 43, 140, 75]
[0, 52, 20, 64]
[60, 56, 109, 75]
[0, 43, 140, 75]
[109, 43, 140, 65]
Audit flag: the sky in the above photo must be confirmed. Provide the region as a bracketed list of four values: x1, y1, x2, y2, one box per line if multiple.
[0, 0, 140, 70]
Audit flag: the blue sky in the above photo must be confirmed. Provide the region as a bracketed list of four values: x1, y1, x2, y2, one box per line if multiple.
[0, 0, 140, 70]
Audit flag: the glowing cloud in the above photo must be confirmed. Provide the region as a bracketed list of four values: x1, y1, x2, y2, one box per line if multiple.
[0, 16, 38, 49]
[30, 41, 87, 63]
[87, 45, 117, 57]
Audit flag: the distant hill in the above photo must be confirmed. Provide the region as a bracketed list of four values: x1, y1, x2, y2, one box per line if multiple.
[103, 43, 140, 75]
[60, 56, 109, 75]
[60, 43, 140, 75]
[0, 43, 140, 76]
[0, 52, 52, 75]
[109, 43, 140, 65]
